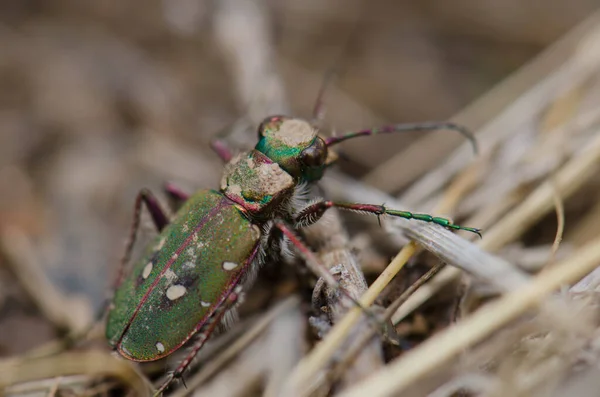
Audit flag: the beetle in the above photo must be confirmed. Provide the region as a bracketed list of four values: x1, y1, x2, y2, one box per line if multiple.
[105, 113, 480, 394]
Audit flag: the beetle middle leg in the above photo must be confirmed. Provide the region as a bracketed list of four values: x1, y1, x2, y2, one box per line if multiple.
[273, 221, 380, 313]
[210, 139, 234, 162]
[154, 285, 244, 396]
[163, 182, 190, 212]
[113, 189, 170, 289]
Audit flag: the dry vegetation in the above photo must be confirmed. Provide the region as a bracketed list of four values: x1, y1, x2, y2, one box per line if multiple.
[1, 1, 600, 396]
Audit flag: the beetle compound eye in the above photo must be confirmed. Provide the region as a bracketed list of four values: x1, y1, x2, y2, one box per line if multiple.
[300, 137, 328, 167]
[258, 115, 286, 138]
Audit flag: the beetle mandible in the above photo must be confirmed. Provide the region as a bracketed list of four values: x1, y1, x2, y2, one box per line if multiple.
[105, 110, 481, 394]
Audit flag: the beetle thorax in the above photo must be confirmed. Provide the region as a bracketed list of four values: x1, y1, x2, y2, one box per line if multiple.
[220, 150, 295, 216]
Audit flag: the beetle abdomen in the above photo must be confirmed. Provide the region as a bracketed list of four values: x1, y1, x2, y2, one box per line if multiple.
[106, 190, 261, 361]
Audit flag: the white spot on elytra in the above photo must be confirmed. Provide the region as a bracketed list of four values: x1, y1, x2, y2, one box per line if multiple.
[156, 237, 167, 250]
[183, 261, 196, 269]
[222, 261, 238, 271]
[182, 223, 189, 232]
[171, 253, 179, 261]
[156, 342, 165, 353]
[200, 301, 211, 307]
[163, 269, 177, 284]
[142, 262, 153, 279]
[166, 284, 187, 300]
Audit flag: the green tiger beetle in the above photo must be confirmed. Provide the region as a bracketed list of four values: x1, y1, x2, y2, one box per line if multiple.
[105, 107, 481, 394]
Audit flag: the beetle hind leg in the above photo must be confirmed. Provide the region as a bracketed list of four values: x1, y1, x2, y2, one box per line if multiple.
[153, 286, 244, 396]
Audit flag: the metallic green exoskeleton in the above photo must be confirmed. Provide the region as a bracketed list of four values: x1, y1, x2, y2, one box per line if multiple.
[106, 115, 480, 394]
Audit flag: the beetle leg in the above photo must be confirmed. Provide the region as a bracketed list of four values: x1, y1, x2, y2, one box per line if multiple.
[273, 221, 380, 318]
[154, 286, 243, 396]
[210, 139, 234, 162]
[113, 189, 170, 289]
[311, 69, 337, 125]
[274, 221, 403, 346]
[163, 182, 190, 212]
[294, 200, 481, 237]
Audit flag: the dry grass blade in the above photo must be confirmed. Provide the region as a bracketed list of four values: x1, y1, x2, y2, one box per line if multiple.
[339, 235, 600, 397]
[0, 350, 148, 396]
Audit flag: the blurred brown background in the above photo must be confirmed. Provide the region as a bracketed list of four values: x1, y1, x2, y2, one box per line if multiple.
[0, 0, 597, 356]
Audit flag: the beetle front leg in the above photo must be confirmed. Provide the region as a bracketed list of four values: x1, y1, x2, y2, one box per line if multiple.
[210, 139, 234, 163]
[154, 286, 243, 396]
[294, 200, 481, 237]
[113, 189, 170, 289]
[164, 182, 190, 212]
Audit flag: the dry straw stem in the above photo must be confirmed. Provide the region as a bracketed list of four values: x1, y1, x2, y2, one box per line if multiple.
[339, 234, 600, 397]
[0, 350, 148, 396]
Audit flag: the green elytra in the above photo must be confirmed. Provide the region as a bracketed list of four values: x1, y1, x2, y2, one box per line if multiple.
[106, 114, 481, 394]
[106, 192, 260, 360]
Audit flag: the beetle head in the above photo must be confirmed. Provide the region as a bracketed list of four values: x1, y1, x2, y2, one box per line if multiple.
[254, 116, 337, 182]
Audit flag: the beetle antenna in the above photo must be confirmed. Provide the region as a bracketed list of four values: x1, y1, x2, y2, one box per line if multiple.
[310, 2, 365, 125]
[324, 121, 479, 155]
[311, 68, 338, 124]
